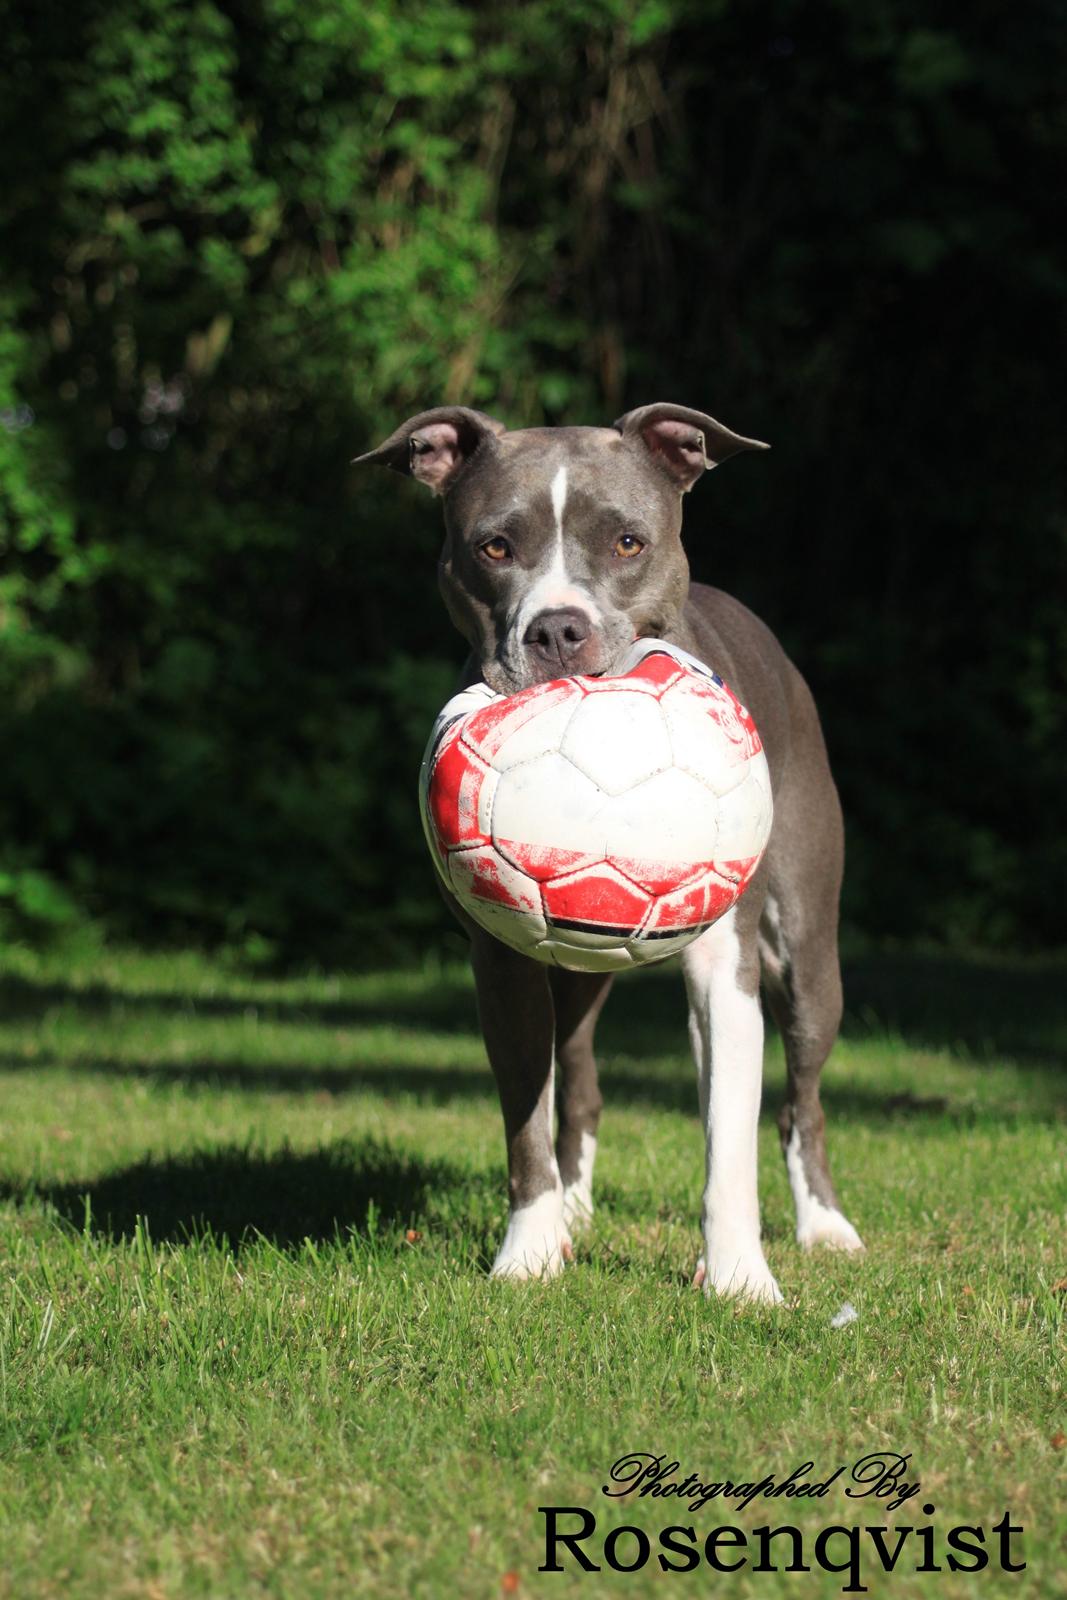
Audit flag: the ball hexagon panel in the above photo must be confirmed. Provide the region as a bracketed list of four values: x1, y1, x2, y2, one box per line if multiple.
[481, 690, 584, 772]
[714, 764, 772, 860]
[604, 853, 707, 897]
[660, 687, 749, 794]
[559, 691, 672, 796]
[427, 733, 496, 853]
[447, 844, 547, 949]
[641, 868, 741, 938]
[643, 873, 716, 934]
[541, 861, 652, 935]
[602, 765, 721, 871]
[532, 935, 636, 972]
[492, 751, 607, 880]
[673, 674, 762, 758]
[460, 678, 584, 765]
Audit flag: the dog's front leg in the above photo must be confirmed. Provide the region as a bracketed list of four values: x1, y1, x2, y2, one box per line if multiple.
[470, 931, 571, 1280]
[681, 906, 783, 1305]
[549, 968, 611, 1232]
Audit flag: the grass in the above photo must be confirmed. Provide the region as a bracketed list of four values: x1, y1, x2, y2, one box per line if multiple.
[0, 940, 1063, 1599]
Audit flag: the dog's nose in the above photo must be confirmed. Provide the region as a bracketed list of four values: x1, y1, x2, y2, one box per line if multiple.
[523, 607, 593, 669]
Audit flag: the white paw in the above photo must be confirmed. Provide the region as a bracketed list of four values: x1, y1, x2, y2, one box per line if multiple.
[797, 1210, 865, 1253]
[561, 1133, 596, 1234]
[490, 1191, 573, 1281]
[785, 1129, 863, 1255]
[693, 1251, 784, 1306]
[561, 1181, 593, 1233]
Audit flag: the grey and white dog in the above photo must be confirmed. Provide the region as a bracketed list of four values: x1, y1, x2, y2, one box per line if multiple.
[356, 403, 863, 1303]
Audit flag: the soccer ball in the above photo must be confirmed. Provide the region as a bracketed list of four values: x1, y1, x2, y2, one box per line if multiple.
[420, 641, 772, 972]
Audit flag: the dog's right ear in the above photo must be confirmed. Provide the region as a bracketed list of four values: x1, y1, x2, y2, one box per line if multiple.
[352, 407, 507, 496]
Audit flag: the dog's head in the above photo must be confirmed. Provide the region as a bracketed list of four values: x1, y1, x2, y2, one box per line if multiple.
[354, 404, 767, 694]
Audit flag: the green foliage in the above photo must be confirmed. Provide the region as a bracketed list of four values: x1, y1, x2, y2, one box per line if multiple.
[0, 867, 80, 937]
[0, 0, 1063, 956]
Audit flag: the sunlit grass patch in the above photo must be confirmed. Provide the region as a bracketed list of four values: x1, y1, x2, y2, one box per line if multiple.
[0, 943, 1063, 1597]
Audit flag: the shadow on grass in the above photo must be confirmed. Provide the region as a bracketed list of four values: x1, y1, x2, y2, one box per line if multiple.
[0, 1138, 501, 1253]
[617, 953, 1067, 1069]
[839, 952, 1066, 1066]
[0, 971, 477, 1034]
[1, 951, 1064, 1068]
[0, 1048, 1046, 1125]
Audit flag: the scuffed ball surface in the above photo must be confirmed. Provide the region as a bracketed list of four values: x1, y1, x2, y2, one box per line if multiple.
[422, 652, 772, 972]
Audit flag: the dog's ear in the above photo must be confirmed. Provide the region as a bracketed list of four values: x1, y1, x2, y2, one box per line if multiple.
[352, 407, 507, 496]
[613, 403, 769, 492]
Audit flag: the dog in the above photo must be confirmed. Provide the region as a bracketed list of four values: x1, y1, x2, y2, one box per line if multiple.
[355, 402, 863, 1302]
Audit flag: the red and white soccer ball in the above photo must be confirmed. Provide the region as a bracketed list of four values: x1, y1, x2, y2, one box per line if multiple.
[420, 644, 773, 972]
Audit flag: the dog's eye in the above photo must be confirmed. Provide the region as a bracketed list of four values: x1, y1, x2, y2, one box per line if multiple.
[614, 534, 645, 558]
[481, 537, 511, 562]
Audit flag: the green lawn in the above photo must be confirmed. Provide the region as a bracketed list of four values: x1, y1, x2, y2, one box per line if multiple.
[0, 941, 1063, 1598]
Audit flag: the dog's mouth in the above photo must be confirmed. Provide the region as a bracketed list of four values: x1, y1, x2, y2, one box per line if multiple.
[483, 622, 639, 695]
[483, 660, 600, 695]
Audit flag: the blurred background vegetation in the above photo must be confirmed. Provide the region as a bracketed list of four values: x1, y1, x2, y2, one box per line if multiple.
[0, 0, 1063, 963]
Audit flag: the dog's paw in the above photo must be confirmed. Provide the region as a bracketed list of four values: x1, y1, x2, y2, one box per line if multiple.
[693, 1252, 785, 1306]
[490, 1237, 573, 1281]
[560, 1132, 597, 1234]
[490, 1193, 573, 1282]
[785, 1130, 864, 1255]
[797, 1211, 865, 1254]
[561, 1182, 594, 1234]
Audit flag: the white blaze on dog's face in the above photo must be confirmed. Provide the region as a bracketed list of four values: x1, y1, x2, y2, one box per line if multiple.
[502, 466, 605, 681]
[508, 466, 597, 625]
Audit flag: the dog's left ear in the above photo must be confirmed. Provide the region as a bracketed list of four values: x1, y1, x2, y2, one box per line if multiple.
[352, 406, 507, 496]
[613, 403, 769, 492]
